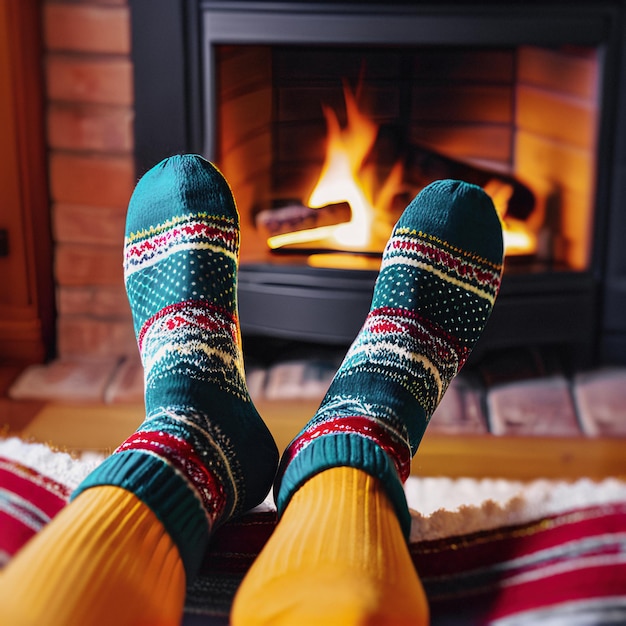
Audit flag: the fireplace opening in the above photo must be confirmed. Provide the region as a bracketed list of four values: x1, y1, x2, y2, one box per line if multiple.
[211, 42, 601, 362]
[130, 0, 626, 367]
[215, 43, 598, 275]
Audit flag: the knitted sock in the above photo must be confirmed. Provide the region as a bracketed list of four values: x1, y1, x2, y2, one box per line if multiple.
[232, 179, 503, 625]
[0, 487, 185, 626]
[72, 155, 279, 579]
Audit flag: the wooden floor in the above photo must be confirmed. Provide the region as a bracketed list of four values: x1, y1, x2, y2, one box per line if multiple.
[2, 363, 626, 481]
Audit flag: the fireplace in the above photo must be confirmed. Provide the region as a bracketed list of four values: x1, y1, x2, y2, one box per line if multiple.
[130, 0, 626, 367]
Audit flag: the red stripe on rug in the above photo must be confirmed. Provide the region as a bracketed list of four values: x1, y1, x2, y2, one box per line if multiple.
[0, 457, 70, 559]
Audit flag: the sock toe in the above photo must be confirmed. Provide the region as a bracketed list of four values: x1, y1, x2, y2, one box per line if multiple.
[398, 179, 504, 266]
[126, 155, 237, 234]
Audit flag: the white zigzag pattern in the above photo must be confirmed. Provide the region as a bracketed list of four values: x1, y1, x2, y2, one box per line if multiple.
[314, 394, 406, 429]
[141, 308, 247, 399]
[345, 338, 446, 405]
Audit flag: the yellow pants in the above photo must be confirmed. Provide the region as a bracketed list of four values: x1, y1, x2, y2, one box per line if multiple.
[0, 486, 186, 626]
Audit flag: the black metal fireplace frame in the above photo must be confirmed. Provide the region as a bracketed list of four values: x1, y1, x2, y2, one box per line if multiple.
[129, 0, 626, 366]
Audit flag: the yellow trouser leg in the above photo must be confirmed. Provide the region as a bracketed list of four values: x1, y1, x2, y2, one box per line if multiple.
[232, 466, 429, 626]
[0, 486, 186, 626]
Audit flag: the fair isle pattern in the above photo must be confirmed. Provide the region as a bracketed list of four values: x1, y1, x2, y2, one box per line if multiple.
[386, 228, 502, 308]
[122, 208, 249, 523]
[139, 301, 248, 401]
[281, 226, 503, 485]
[73, 156, 279, 577]
[276, 180, 504, 532]
[116, 431, 227, 522]
[281, 414, 413, 483]
[72, 206, 251, 573]
[343, 306, 461, 426]
[124, 212, 239, 337]
[125, 213, 238, 277]
[114, 405, 246, 525]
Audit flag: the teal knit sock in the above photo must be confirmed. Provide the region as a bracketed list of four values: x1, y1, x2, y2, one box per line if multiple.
[275, 180, 504, 535]
[73, 155, 279, 578]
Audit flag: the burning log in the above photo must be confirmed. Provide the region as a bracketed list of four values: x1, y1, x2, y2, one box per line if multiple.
[255, 201, 352, 239]
[406, 142, 536, 221]
[256, 83, 538, 257]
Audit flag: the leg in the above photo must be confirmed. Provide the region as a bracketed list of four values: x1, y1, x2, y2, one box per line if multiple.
[0, 155, 279, 625]
[0, 487, 185, 626]
[232, 180, 504, 625]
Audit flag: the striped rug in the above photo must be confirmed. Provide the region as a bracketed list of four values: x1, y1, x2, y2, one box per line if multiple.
[2, 437, 625, 625]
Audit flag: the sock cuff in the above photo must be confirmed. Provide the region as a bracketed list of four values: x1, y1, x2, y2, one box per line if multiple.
[71, 450, 209, 577]
[274, 433, 412, 538]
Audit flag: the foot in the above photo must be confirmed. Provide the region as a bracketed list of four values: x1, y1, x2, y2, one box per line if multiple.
[73, 155, 279, 577]
[277, 179, 504, 528]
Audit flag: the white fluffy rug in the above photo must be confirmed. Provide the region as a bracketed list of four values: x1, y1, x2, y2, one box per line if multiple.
[2, 435, 626, 545]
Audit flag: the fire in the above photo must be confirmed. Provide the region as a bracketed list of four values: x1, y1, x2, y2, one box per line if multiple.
[267, 84, 538, 259]
[482, 180, 537, 256]
[267, 85, 396, 252]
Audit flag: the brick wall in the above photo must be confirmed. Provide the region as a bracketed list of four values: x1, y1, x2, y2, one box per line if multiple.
[43, 0, 136, 359]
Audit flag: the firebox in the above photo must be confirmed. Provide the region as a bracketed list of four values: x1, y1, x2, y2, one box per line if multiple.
[130, 0, 626, 367]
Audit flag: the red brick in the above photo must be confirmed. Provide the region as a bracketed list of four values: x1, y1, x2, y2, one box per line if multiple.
[44, 4, 131, 54]
[57, 286, 131, 317]
[53, 202, 126, 245]
[47, 103, 134, 153]
[57, 316, 136, 358]
[46, 55, 133, 105]
[518, 46, 597, 100]
[55, 243, 123, 287]
[487, 376, 581, 437]
[50, 153, 135, 208]
[55, 0, 128, 6]
[75, 0, 128, 6]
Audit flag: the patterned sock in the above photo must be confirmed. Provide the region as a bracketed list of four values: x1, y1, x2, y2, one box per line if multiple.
[276, 179, 504, 532]
[72, 155, 279, 579]
[232, 179, 503, 625]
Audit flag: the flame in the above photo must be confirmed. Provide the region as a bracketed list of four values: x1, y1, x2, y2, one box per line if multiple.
[267, 86, 538, 259]
[267, 86, 394, 252]
[482, 180, 537, 256]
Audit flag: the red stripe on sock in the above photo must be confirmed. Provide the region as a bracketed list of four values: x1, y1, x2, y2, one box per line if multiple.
[126, 220, 238, 261]
[387, 236, 501, 288]
[117, 430, 228, 524]
[366, 306, 470, 365]
[284, 416, 412, 482]
[137, 301, 239, 352]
